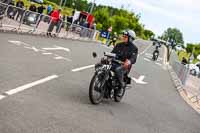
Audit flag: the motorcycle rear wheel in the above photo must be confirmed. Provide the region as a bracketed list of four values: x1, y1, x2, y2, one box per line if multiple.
[114, 87, 125, 102]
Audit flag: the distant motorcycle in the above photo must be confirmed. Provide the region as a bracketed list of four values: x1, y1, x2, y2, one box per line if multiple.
[89, 52, 131, 104]
[152, 49, 159, 61]
[152, 44, 160, 61]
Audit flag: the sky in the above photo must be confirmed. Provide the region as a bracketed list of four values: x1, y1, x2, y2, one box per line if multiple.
[88, 0, 200, 43]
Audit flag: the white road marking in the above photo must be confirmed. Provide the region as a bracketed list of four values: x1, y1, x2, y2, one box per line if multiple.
[53, 54, 72, 61]
[8, 40, 30, 46]
[54, 56, 72, 61]
[144, 58, 151, 62]
[131, 75, 148, 84]
[24, 46, 40, 52]
[5, 75, 58, 95]
[42, 53, 53, 55]
[155, 62, 162, 66]
[72, 65, 95, 72]
[140, 44, 152, 55]
[42, 46, 70, 52]
[0, 95, 6, 100]
[8, 40, 21, 46]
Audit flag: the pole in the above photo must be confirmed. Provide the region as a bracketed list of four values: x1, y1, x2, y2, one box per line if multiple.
[89, 0, 95, 14]
[63, 0, 67, 7]
[59, 0, 63, 7]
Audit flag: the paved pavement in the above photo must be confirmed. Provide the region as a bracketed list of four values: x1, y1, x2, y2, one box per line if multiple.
[0, 32, 200, 133]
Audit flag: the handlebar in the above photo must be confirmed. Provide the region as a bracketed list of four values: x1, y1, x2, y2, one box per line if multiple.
[112, 59, 124, 65]
[102, 52, 124, 65]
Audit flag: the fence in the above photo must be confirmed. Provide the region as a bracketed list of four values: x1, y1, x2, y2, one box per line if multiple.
[0, 2, 100, 41]
[169, 51, 189, 85]
[169, 50, 200, 102]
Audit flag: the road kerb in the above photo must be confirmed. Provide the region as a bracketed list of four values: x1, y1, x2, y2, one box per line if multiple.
[167, 64, 200, 114]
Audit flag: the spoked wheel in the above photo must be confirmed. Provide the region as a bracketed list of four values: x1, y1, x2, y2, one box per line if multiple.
[89, 73, 106, 104]
[114, 87, 126, 102]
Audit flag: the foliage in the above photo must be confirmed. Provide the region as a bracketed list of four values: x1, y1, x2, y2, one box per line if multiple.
[144, 29, 155, 40]
[162, 28, 184, 44]
[184, 43, 200, 62]
[92, 5, 153, 39]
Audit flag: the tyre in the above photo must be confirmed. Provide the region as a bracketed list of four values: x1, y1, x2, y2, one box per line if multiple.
[114, 87, 125, 102]
[89, 73, 105, 104]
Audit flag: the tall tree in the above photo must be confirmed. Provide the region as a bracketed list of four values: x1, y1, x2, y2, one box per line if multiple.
[144, 29, 155, 40]
[162, 28, 184, 44]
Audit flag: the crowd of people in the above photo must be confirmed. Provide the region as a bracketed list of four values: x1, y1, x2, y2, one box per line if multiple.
[0, 0, 98, 38]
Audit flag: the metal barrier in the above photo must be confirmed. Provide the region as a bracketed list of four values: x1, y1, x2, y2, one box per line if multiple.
[0, 2, 100, 41]
[169, 51, 189, 85]
[0, 2, 8, 27]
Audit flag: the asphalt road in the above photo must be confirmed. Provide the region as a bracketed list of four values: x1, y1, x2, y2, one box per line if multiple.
[0, 32, 200, 133]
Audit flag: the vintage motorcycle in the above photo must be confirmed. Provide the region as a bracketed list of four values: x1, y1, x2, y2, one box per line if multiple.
[89, 52, 131, 104]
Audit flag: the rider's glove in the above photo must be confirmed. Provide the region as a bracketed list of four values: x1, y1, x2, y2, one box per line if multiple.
[123, 59, 131, 70]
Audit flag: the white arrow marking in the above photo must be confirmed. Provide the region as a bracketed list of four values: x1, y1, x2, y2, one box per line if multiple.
[54, 56, 71, 61]
[144, 58, 151, 62]
[0, 95, 6, 100]
[8, 40, 21, 46]
[42, 45, 70, 52]
[131, 75, 148, 85]
[8, 40, 30, 46]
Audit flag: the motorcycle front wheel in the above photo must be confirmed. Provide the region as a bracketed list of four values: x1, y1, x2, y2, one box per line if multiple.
[89, 73, 106, 104]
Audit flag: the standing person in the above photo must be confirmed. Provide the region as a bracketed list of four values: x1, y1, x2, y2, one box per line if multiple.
[37, 4, 45, 14]
[29, 2, 37, 12]
[181, 57, 188, 65]
[47, 8, 61, 36]
[47, 5, 52, 15]
[7, 0, 15, 19]
[15, 0, 24, 21]
[36, 4, 46, 27]
[108, 32, 118, 47]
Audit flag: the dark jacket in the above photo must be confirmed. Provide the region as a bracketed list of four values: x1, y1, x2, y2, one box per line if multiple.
[37, 6, 45, 14]
[111, 41, 138, 64]
[29, 5, 37, 12]
[16, 1, 24, 8]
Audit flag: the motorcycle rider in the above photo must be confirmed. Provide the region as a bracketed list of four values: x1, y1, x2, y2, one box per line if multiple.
[152, 42, 161, 60]
[111, 29, 138, 94]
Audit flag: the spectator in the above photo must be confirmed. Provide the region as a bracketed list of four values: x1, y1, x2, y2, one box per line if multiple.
[15, 0, 24, 21]
[7, 0, 15, 19]
[37, 4, 45, 14]
[47, 5, 52, 15]
[47, 8, 61, 36]
[108, 32, 118, 47]
[181, 57, 188, 65]
[29, 3, 37, 12]
[36, 4, 46, 27]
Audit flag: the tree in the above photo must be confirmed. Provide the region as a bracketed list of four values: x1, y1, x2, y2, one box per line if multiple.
[93, 7, 110, 30]
[144, 29, 154, 40]
[162, 28, 184, 45]
[186, 44, 194, 54]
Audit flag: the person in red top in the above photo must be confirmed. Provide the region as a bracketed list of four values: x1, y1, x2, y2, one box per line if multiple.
[47, 8, 61, 36]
